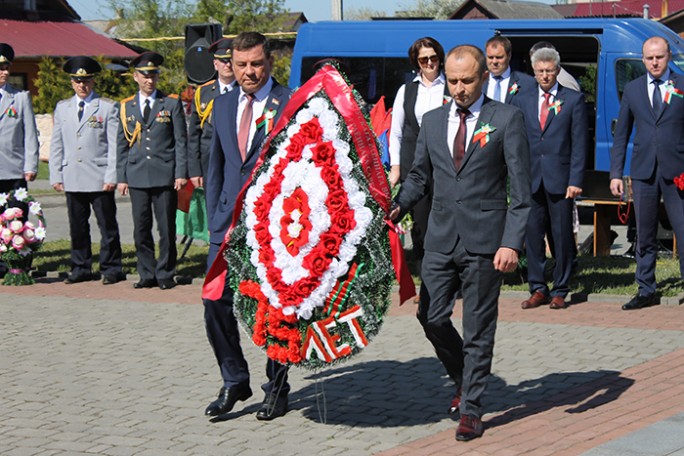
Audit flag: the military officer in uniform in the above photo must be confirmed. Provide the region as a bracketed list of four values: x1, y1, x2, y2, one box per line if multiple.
[188, 38, 236, 188]
[50, 56, 125, 285]
[116, 52, 188, 290]
[0, 42, 39, 205]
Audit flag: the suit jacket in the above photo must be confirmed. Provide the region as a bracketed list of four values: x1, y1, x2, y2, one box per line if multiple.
[396, 98, 531, 255]
[0, 83, 40, 180]
[484, 70, 536, 104]
[116, 90, 187, 188]
[205, 79, 292, 244]
[49, 93, 119, 192]
[512, 84, 587, 194]
[610, 73, 684, 181]
[187, 80, 237, 178]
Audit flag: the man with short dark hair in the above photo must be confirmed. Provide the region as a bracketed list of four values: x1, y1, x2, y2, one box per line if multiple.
[610, 36, 684, 310]
[203, 31, 293, 421]
[49, 56, 125, 285]
[116, 52, 187, 291]
[484, 35, 535, 104]
[391, 44, 531, 441]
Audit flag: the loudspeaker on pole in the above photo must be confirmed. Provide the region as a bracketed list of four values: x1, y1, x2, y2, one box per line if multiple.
[184, 23, 223, 84]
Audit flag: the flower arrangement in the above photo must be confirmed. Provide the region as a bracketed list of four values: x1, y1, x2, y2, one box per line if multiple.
[0, 188, 46, 285]
[224, 64, 394, 369]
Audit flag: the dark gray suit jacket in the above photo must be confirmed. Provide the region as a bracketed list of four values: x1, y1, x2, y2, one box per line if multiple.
[396, 97, 531, 255]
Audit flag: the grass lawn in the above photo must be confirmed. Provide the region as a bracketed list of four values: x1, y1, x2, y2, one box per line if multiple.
[33, 239, 207, 279]
[31, 240, 684, 297]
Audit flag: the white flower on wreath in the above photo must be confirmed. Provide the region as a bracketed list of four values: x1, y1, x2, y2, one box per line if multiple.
[0, 192, 8, 207]
[243, 97, 372, 320]
[34, 226, 46, 241]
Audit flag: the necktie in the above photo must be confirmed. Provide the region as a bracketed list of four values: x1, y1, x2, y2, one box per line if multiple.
[238, 93, 255, 162]
[453, 108, 469, 171]
[652, 79, 663, 114]
[222, 86, 228, 94]
[143, 99, 151, 123]
[77, 101, 85, 122]
[540, 92, 551, 129]
[493, 76, 502, 102]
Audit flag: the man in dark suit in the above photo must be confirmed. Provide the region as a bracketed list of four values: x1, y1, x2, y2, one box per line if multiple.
[49, 56, 125, 285]
[116, 52, 187, 290]
[484, 35, 535, 104]
[203, 32, 292, 421]
[188, 38, 237, 188]
[512, 47, 587, 310]
[610, 36, 684, 310]
[391, 45, 530, 441]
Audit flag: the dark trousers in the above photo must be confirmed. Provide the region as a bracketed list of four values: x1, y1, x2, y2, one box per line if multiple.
[129, 186, 177, 281]
[632, 168, 684, 296]
[65, 191, 123, 277]
[203, 241, 289, 396]
[410, 193, 432, 266]
[525, 184, 575, 297]
[418, 237, 501, 419]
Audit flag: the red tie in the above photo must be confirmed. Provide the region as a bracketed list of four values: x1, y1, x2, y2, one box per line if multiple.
[539, 92, 551, 129]
[238, 93, 255, 162]
[453, 108, 469, 170]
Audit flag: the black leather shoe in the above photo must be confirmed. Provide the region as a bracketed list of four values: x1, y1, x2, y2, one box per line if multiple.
[158, 279, 176, 290]
[205, 385, 253, 416]
[64, 272, 94, 284]
[256, 394, 288, 421]
[133, 278, 158, 289]
[456, 414, 484, 441]
[622, 294, 658, 310]
[102, 272, 126, 285]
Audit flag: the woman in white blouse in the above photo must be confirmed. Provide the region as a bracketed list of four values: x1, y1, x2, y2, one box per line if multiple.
[389, 37, 447, 294]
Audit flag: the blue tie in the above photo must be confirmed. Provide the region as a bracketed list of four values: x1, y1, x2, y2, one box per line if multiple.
[652, 79, 663, 114]
[493, 76, 502, 102]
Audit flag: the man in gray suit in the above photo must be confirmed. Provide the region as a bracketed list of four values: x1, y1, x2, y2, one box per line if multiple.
[0, 42, 39, 202]
[391, 44, 531, 441]
[116, 52, 187, 290]
[49, 56, 124, 285]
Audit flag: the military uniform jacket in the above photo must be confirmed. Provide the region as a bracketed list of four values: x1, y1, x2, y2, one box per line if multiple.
[188, 80, 221, 178]
[0, 83, 40, 180]
[116, 90, 187, 188]
[49, 93, 119, 192]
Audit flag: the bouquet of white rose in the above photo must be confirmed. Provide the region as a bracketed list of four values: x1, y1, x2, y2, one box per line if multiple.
[0, 188, 47, 285]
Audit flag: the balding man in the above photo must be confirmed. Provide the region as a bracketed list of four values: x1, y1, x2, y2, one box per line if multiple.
[391, 44, 530, 441]
[610, 36, 684, 310]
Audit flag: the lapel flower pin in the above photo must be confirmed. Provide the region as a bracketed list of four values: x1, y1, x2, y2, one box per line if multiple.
[664, 80, 684, 104]
[256, 107, 277, 134]
[548, 99, 563, 115]
[443, 95, 451, 105]
[6, 106, 18, 118]
[472, 123, 496, 147]
[508, 82, 520, 95]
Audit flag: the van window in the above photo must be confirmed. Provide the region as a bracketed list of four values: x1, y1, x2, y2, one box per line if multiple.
[672, 54, 684, 73]
[615, 59, 646, 100]
[301, 57, 414, 107]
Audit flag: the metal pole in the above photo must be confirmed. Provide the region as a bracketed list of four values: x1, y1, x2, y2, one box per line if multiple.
[332, 0, 343, 21]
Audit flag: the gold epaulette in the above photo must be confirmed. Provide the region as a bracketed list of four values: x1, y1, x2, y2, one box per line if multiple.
[194, 84, 215, 129]
[119, 97, 141, 148]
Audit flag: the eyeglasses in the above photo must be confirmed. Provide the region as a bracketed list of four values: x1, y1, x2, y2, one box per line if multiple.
[418, 55, 439, 66]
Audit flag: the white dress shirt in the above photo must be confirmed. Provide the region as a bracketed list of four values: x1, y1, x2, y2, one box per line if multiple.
[486, 68, 511, 103]
[447, 95, 484, 157]
[236, 78, 274, 152]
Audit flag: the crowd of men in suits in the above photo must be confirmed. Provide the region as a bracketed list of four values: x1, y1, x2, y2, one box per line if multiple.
[1, 32, 683, 439]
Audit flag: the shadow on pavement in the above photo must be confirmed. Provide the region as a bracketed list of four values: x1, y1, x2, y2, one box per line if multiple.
[484, 370, 634, 429]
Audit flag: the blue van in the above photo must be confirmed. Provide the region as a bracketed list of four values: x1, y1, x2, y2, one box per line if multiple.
[289, 19, 684, 197]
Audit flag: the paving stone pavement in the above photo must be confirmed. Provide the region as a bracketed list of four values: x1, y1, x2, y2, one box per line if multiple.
[1, 280, 683, 456]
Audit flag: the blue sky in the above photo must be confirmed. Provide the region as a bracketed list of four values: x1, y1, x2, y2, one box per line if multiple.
[69, 0, 409, 22]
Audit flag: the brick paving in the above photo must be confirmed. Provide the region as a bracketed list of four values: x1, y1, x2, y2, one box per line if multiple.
[1, 278, 682, 455]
